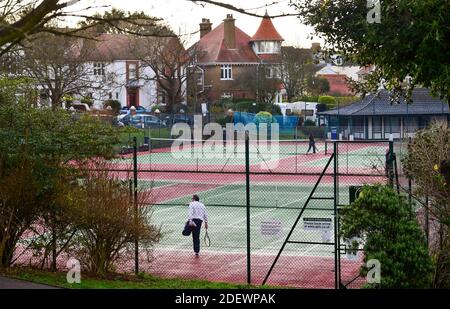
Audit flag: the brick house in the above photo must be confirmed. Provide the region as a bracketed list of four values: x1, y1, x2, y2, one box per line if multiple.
[189, 12, 284, 105]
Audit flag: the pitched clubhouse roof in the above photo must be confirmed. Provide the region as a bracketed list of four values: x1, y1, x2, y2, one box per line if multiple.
[319, 88, 449, 116]
[251, 13, 284, 42]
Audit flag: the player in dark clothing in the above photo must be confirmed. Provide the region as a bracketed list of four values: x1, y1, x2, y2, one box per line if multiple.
[306, 133, 317, 154]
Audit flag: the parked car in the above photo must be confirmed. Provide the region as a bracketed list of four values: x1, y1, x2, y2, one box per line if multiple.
[119, 106, 147, 115]
[130, 114, 166, 128]
[163, 114, 193, 126]
[68, 103, 90, 112]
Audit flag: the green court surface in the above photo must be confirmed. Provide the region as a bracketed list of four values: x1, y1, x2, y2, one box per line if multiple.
[143, 180, 353, 257]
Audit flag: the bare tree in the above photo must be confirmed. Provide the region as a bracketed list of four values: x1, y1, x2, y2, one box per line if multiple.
[236, 65, 281, 105]
[280, 46, 315, 102]
[133, 36, 190, 113]
[0, 1, 175, 56]
[15, 32, 101, 109]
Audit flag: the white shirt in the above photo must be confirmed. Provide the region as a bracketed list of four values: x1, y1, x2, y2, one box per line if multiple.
[188, 201, 208, 223]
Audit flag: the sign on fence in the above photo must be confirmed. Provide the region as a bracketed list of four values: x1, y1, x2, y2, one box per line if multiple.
[303, 218, 332, 231]
[261, 220, 282, 236]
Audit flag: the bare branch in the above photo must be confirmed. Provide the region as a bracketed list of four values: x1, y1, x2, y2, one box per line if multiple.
[188, 0, 299, 18]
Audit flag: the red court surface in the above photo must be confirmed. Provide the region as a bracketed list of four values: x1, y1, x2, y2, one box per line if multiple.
[138, 249, 366, 289]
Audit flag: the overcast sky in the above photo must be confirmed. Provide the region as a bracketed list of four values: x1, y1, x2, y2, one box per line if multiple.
[69, 0, 323, 48]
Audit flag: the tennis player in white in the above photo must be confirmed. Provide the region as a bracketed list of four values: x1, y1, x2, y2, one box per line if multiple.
[188, 194, 208, 257]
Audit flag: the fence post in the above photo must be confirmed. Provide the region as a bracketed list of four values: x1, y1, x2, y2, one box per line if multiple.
[388, 141, 394, 187]
[51, 211, 57, 271]
[408, 178, 412, 216]
[333, 141, 339, 289]
[425, 195, 429, 246]
[133, 136, 139, 275]
[245, 132, 251, 285]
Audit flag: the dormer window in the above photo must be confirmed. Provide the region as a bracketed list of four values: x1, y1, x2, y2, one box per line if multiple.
[255, 41, 281, 54]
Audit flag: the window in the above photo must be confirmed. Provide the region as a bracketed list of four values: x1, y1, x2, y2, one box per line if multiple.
[197, 73, 203, 86]
[128, 63, 137, 79]
[116, 92, 119, 99]
[158, 90, 167, 104]
[220, 64, 232, 80]
[265, 66, 281, 79]
[353, 117, 364, 133]
[257, 41, 281, 54]
[93, 63, 105, 76]
[373, 116, 382, 132]
[384, 116, 401, 133]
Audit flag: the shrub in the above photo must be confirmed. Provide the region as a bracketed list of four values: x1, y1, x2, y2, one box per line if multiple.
[103, 100, 121, 114]
[0, 104, 119, 269]
[335, 96, 360, 106]
[216, 116, 226, 127]
[80, 96, 93, 107]
[0, 162, 44, 267]
[210, 105, 224, 114]
[340, 185, 434, 288]
[69, 163, 161, 275]
[318, 95, 336, 108]
[304, 119, 316, 127]
[295, 95, 319, 102]
[401, 121, 450, 287]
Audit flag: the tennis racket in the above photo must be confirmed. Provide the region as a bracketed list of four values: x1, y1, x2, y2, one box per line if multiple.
[203, 230, 211, 247]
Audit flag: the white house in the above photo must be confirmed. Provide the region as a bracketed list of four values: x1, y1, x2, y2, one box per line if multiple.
[80, 33, 162, 110]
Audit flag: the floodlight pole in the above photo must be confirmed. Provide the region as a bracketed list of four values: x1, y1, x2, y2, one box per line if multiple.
[245, 132, 251, 285]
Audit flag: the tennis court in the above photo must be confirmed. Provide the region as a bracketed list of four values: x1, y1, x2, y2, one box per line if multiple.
[113, 139, 393, 288]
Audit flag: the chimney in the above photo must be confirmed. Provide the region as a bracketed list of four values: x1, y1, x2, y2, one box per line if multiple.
[199, 18, 212, 39]
[311, 42, 321, 52]
[223, 14, 236, 49]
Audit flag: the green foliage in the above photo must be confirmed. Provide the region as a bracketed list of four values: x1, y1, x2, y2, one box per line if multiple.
[68, 164, 161, 275]
[303, 119, 316, 127]
[210, 105, 224, 114]
[80, 96, 93, 107]
[292, 0, 450, 101]
[103, 100, 121, 114]
[318, 96, 336, 108]
[215, 116, 226, 127]
[340, 185, 434, 288]
[335, 96, 361, 107]
[149, 104, 164, 113]
[225, 100, 282, 115]
[308, 77, 330, 96]
[0, 77, 37, 107]
[0, 104, 119, 268]
[401, 121, 450, 287]
[295, 95, 319, 102]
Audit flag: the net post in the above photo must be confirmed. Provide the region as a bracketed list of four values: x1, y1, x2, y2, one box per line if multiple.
[245, 131, 251, 285]
[133, 137, 139, 275]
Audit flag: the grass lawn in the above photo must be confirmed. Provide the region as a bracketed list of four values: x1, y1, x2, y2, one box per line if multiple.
[0, 267, 278, 289]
